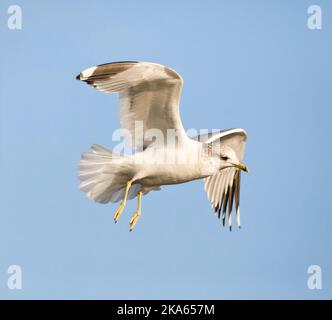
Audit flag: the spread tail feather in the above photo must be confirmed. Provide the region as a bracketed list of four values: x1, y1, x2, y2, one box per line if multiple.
[78, 144, 137, 203]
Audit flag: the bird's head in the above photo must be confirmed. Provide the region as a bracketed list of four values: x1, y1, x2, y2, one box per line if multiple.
[208, 144, 249, 173]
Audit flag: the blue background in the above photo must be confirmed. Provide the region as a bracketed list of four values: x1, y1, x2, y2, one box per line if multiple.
[0, 0, 331, 299]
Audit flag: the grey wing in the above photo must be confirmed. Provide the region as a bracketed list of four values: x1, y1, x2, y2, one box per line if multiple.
[204, 168, 241, 230]
[76, 61, 188, 150]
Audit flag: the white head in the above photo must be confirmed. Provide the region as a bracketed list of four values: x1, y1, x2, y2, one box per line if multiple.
[208, 144, 249, 173]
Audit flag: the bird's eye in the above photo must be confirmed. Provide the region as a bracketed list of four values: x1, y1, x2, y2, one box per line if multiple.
[221, 156, 228, 161]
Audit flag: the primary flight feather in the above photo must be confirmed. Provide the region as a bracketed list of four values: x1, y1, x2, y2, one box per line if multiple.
[76, 61, 249, 231]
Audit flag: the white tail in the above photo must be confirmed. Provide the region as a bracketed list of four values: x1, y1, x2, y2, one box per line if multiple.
[78, 144, 139, 203]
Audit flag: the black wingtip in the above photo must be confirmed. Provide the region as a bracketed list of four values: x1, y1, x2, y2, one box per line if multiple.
[76, 73, 81, 80]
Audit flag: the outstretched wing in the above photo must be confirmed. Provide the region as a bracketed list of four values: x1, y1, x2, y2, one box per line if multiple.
[195, 129, 247, 230]
[76, 61, 188, 150]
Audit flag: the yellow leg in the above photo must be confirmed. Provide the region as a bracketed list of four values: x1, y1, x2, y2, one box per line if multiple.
[129, 191, 142, 231]
[114, 180, 133, 223]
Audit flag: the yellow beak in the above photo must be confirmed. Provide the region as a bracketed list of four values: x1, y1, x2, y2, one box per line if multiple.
[234, 162, 249, 173]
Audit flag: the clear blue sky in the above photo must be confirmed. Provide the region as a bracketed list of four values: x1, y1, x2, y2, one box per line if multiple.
[0, 0, 331, 299]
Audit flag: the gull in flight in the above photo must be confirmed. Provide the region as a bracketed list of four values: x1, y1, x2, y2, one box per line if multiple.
[76, 61, 249, 231]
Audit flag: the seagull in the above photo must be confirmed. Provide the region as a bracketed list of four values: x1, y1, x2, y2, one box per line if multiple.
[76, 61, 249, 231]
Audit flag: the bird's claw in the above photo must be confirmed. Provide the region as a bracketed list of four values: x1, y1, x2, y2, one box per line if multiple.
[129, 211, 140, 231]
[114, 203, 125, 223]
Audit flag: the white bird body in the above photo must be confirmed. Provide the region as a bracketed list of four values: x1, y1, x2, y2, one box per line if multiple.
[131, 139, 217, 184]
[76, 61, 248, 230]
